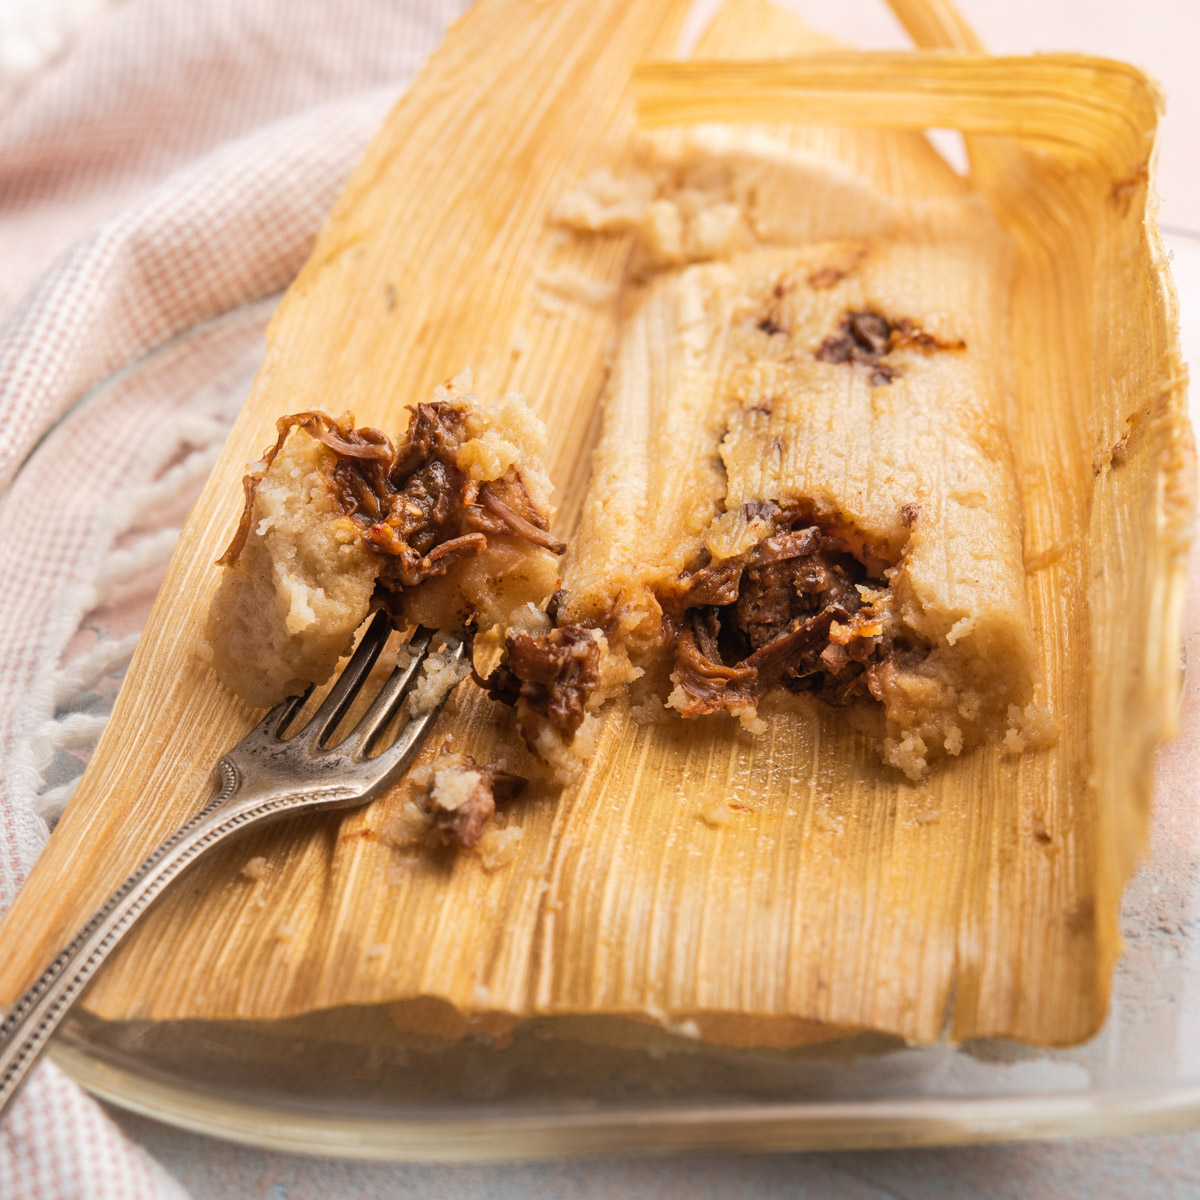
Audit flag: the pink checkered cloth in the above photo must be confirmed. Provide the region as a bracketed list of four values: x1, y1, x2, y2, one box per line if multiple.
[0, 2, 466, 1196]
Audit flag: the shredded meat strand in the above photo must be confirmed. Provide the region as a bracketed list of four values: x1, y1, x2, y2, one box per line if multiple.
[670, 618, 757, 713]
[217, 404, 565, 593]
[304, 418, 393, 462]
[217, 411, 392, 568]
[479, 484, 567, 553]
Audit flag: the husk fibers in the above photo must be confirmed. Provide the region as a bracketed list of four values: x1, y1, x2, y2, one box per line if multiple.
[0, 0, 1190, 1049]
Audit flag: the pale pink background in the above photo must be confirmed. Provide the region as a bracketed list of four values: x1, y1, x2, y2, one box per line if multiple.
[793, 0, 1200, 235]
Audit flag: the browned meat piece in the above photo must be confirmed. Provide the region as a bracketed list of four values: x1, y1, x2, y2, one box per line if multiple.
[814, 310, 964, 387]
[669, 615, 757, 716]
[662, 504, 910, 720]
[482, 625, 602, 739]
[673, 557, 744, 608]
[217, 410, 393, 568]
[848, 311, 890, 356]
[420, 753, 527, 849]
[367, 403, 563, 589]
[814, 310, 891, 369]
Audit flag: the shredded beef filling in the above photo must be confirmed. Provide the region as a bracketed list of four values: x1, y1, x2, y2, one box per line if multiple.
[218, 402, 565, 594]
[422, 754, 527, 849]
[480, 625, 602, 740]
[217, 410, 393, 567]
[815, 310, 965, 387]
[481, 501, 927, 751]
[355, 402, 564, 590]
[665, 502, 922, 718]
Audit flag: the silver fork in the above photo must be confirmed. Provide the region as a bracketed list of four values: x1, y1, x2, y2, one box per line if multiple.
[0, 611, 462, 1116]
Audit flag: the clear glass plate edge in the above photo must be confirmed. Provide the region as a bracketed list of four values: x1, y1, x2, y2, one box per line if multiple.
[48, 1039, 1200, 1160]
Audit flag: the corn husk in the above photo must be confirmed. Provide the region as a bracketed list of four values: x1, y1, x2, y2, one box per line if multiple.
[0, 0, 1191, 1049]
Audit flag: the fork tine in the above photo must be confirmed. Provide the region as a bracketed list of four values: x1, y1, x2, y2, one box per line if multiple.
[264, 686, 312, 739]
[348, 627, 441, 756]
[354, 634, 467, 773]
[302, 609, 393, 746]
[364, 683, 453, 781]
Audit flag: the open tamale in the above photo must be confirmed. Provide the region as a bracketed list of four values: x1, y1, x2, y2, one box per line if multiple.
[0, 0, 1191, 1057]
[500, 229, 1046, 782]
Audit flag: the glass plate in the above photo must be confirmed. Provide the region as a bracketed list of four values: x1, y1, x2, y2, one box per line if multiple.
[9, 236, 1200, 1158]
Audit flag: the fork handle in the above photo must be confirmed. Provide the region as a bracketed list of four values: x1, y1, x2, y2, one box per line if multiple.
[0, 767, 276, 1117]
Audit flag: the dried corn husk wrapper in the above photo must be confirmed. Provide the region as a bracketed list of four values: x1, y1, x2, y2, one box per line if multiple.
[0, 0, 1191, 1050]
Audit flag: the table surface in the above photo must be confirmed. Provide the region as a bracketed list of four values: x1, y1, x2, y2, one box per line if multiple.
[28, 0, 1200, 1193]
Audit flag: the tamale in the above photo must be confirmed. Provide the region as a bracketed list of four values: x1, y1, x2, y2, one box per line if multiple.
[508, 229, 1045, 780]
[0, 0, 1190, 1056]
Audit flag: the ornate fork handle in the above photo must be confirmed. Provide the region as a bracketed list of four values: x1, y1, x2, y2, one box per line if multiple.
[0, 768, 352, 1114]
[0, 613, 457, 1118]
